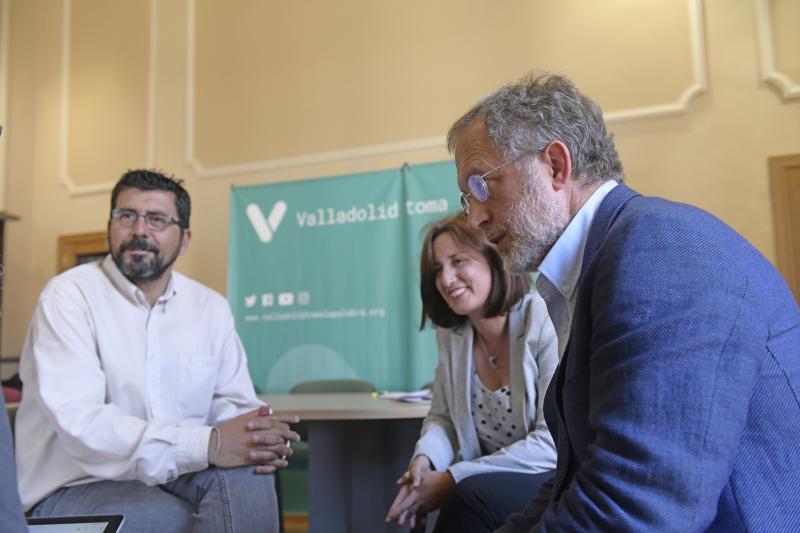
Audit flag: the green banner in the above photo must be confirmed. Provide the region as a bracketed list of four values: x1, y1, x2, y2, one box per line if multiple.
[228, 161, 459, 393]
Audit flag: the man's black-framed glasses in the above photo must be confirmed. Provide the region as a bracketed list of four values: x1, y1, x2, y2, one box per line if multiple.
[459, 155, 531, 214]
[110, 208, 181, 232]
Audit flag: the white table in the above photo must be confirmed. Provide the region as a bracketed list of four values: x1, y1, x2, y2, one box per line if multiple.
[261, 393, 430, 533]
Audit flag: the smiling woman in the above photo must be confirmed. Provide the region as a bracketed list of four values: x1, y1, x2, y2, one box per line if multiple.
[385, 213, 559, 533]
[431, 233, 493, 322]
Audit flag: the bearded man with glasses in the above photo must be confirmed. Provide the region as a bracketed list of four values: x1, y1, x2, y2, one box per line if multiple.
[449, 72, 800, 532]
[16, 169, 299, 532]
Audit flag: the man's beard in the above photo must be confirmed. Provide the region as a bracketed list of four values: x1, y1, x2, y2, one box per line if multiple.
[495, 166, 570, 273]
[112, 236, 181, 283]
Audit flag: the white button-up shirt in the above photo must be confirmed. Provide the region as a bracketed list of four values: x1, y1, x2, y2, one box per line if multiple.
[15, 256, 262, 509]
[536, 180, 618, 357]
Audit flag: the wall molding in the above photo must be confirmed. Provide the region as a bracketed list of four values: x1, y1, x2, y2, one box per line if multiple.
[605, 0, 708, 123]
[187, 0, 707, 180]
[59, 0, 157, 197]
[186, 0, 452, 180]
[754, 0, 800, 99]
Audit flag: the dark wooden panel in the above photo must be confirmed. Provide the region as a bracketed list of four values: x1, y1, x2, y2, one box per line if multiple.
[769, 154, 800, 302]
[57, 231, 108, 273]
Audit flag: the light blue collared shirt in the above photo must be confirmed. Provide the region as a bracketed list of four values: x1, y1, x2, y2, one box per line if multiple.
[536, 180, 618, 358]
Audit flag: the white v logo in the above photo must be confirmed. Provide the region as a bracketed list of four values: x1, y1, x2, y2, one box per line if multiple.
[246, 201, 287, 243]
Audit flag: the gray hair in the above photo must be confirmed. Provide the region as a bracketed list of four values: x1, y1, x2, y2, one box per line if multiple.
[447, 71, 624, 185]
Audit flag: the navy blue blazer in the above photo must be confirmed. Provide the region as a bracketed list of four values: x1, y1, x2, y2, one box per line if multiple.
[500, 185, 800, 532]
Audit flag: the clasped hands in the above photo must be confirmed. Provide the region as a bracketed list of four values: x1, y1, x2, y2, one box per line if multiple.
[209, 404, 300, 474]
[385, 454, 455, 529]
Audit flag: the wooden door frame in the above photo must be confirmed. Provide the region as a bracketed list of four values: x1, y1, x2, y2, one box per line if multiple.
[57, 231, 109, 273]
[768, 153, 800, 301]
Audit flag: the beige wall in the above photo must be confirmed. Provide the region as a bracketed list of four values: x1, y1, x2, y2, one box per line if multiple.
[1, 0, 798, 359]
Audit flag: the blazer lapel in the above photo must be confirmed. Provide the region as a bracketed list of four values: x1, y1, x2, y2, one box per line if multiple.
[549, 345, 572, 499]
[507, 299, 527, 424]
[580, 184, 640, 274]
[549, 184, 640, 498]
[452, 323, 481, 457]
[561, 184, 640, 386]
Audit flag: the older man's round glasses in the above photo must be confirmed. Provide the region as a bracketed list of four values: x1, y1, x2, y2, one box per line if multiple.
[459, 155, 531, 214]
[110, 208, 181, 232]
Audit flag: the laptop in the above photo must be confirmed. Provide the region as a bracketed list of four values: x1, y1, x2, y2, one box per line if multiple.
[26, 514, 125, 533]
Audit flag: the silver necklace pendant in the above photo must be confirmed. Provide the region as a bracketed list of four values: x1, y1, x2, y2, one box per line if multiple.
[475, 331, 503, 370]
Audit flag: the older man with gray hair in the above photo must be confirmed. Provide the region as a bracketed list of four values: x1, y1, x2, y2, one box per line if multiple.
[448, 71, 800, 532]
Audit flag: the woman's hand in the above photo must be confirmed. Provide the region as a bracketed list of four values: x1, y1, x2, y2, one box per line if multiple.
[386, 455, 456, 528]
[404, 454, 433, 491]
[386, 455, 432, 526]
[415, 470, 456, 515]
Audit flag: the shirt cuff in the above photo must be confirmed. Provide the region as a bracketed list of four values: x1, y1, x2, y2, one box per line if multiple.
[447, 462, 468, 483]
[414, 442, 451, 474]
[176, 425, 214, 474]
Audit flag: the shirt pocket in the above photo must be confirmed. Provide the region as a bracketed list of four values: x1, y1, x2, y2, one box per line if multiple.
[176, 352, 219, 421]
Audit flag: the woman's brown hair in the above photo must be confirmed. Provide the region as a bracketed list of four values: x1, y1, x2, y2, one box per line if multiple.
[419, 213, 530, 330]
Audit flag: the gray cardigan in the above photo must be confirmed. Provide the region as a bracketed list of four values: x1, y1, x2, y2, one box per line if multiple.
[414, 291, 559, 482]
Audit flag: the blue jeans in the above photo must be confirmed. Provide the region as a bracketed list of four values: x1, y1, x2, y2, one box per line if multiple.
[0, 394, 27, 533]
[31, 466, 279, 533]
